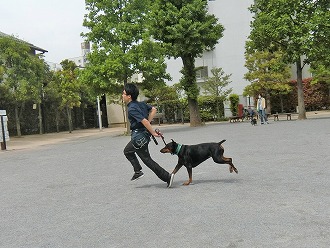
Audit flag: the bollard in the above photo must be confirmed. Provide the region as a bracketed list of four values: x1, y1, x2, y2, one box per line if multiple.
[0, 112, 8, 150]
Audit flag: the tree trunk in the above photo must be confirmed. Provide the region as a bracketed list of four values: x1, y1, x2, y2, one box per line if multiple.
[265, 92, 271, 114]
[81, 105, 86, 129]
[280, 95, 284, 113]
[188, 98, 201, 127]
[55, 109, 60, 133]
[38, 103, 43, 134]
[181, 55, 202, 127]
[328, 84, 330, 106]
[66, 106, 73, 133]
[15, 104, 21, 137]
[296, 59, 307, 120]
[181, 107, 184, 124]
[216, 99, 220, 121]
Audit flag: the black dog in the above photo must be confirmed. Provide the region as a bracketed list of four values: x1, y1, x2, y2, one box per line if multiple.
[160, 139, 238, 185]
[251, 118, 257, 126]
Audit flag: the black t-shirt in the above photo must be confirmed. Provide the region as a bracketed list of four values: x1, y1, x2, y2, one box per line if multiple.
[127, 101, 152, 130]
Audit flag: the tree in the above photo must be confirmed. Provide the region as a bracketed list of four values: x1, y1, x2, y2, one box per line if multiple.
[83, 0, 170, 132]
[82, 0, 169, 91]
[244, 49, 292, 113]
[0, 35, 43, 136]
[43, 71, 62, 132]
[29, 55, 52, 134]
[229, 94, 239, 116]
[149, 0, 224, 126]
[203, 67, 232, 120]
[309, 1, 330, 68]
[248, 0, 329, 119]
[55, 60, 81, 133]
[310, 64, 330, 106]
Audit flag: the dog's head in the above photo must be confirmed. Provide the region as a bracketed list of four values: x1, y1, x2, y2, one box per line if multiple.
[160, 139, 177, 154]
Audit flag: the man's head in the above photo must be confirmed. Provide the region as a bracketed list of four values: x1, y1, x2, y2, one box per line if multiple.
[123, 83, 139, 102]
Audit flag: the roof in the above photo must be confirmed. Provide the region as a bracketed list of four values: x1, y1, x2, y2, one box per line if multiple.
[0, 31, 48, 54]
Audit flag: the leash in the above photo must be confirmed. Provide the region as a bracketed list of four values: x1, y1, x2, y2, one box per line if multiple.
[155, 128, 167, 145]
[155, 128, 181, 155]
[151, 135, 158, 145]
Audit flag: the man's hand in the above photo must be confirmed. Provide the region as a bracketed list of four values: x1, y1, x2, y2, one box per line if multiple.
[149, 130, 160, 137]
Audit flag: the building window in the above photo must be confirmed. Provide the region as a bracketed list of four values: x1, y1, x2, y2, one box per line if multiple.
[196, 66, 208, 80]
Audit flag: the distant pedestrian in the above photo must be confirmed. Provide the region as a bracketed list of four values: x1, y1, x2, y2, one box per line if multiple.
[122, 83, 174, 188]
[256, 94, 269, 124]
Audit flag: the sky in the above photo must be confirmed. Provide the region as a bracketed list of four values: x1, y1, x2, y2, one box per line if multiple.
[0, 0, 88, 64]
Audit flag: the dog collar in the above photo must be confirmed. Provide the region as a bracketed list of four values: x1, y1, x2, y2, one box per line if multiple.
[174, 144, 182, 155]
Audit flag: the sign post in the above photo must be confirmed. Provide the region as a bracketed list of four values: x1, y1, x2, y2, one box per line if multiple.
[0, 110, 9, 150]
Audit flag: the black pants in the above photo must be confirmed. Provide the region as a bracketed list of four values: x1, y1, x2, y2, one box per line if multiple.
[124, 138, 170, 183]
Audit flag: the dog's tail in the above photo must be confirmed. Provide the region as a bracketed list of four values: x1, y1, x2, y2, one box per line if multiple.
[219, 139, 226, 145]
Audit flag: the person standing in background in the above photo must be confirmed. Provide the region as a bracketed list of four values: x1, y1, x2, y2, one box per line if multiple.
[256, 94, 268, 124]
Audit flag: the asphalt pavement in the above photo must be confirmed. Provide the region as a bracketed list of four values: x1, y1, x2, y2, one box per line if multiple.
[1, 111, 330, 247]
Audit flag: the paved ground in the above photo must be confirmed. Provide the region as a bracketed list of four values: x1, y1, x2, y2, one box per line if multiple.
[1, 111, 330, 248]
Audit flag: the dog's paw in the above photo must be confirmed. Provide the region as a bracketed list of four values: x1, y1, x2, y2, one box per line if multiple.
[230, 166, 238, 174]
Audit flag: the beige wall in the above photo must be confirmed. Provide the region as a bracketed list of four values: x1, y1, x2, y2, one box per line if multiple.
[106, 98, 125, 127]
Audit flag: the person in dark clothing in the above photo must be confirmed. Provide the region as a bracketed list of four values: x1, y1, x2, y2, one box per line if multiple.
[122, 83, 174, 188]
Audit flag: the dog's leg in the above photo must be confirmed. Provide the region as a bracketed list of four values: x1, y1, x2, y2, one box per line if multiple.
[172, 164, 183, 175]
[215, 143, 238, 174]
[213, 154, 238, 174]
[183, 167, 193, 185]
[223, 157, 238, 174]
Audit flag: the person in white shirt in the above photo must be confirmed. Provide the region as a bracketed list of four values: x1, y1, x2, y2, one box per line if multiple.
[256, 94, 268, 124]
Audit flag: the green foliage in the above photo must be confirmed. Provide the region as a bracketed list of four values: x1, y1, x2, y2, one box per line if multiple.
[248, 0, 315, 64]
[161, 99, 188, 123]
[0, 35, 51, 135]
[149, 0, 224, 125]
[49, 60, 83, 132]
[201, 67, 230, 121]
[0, 36, 40, 103]
[247, 0, 330, 119]
[244, 49, 292, 100]
[308, 1, 330, 67]
[55, 60, 81, 109]
[310, 64, 330, 85]
[203, 67, 232, 99]
[83, 0, 169, 93]
[198, 95, 224, 121]
[143, 84, 179, 103]
[149, 0, 224, 59]
[229, 94, 239, 116]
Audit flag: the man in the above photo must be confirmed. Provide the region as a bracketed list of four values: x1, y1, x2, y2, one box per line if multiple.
[256, 94, 269, 124]
[122, 83, 174, 188]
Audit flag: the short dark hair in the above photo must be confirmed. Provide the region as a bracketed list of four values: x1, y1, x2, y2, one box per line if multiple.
[124, 83, 139, 101]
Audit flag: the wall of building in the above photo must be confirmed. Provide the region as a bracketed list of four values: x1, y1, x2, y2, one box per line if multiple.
[165, 0, 255, 95]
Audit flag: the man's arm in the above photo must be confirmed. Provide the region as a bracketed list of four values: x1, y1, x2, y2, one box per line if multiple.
[141, 118, 159, 137]
[148, 106, 157, 122]
[141, 106, 159, 136]
[262, 98, 266, 109]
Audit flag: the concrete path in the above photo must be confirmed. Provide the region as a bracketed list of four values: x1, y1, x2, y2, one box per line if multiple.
[1, 111, 330, 247]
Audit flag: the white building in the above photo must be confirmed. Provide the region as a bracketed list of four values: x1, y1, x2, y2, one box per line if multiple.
[68, 42, 90, 68]
[165, 0, 255, 95]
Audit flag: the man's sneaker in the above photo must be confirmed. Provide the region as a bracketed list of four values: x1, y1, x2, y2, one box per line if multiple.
[167, 173, 174, 188]
[131, 171, 144, 181]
